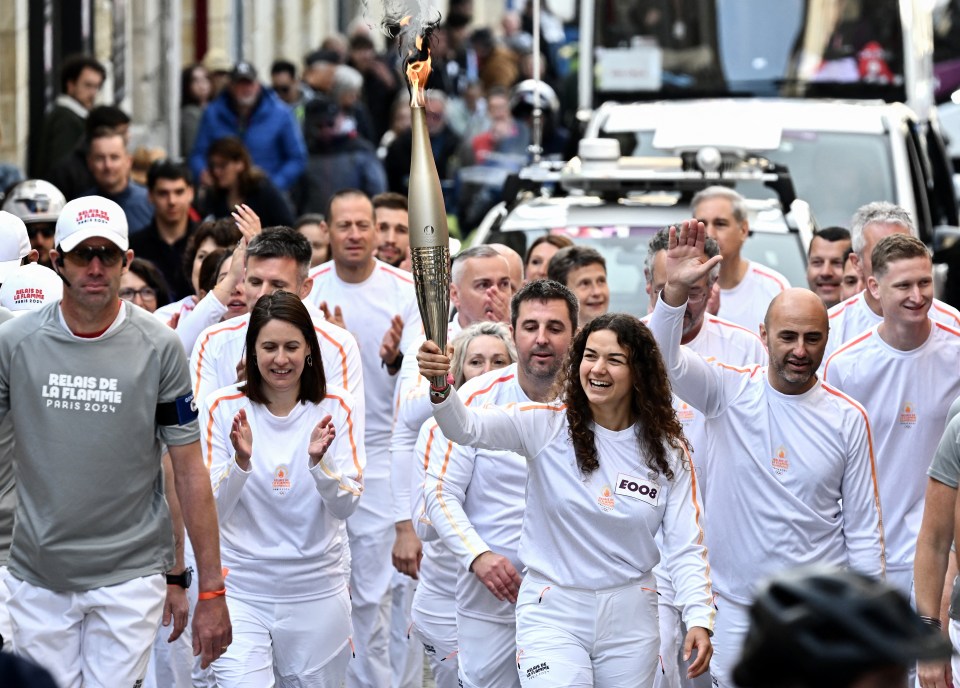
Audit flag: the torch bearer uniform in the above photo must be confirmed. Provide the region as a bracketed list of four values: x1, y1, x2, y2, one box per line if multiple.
[201, 383, 363, 686]
[408, 419, 461, 688]
[647, 298, 885, 688]
[391, 322, 463, 688]
[823, 290, 960, 361]
[307, 258, 422, 688]
[190, 303, 364, 422]
[824, 320, 960, 595]
[640, 312, 767, 688]
[429, 386, 714, 688]
[423, 364, 530, 688]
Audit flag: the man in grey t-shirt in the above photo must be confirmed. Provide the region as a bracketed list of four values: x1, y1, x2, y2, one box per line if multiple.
[914, 395, 960, 687]
[0, 196, 231, 686]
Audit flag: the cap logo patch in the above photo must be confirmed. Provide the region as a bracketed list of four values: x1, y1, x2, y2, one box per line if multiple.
[75, 209, 110, 224]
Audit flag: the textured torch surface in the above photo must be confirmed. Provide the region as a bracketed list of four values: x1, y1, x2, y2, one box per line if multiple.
[408, 105, 451, 387]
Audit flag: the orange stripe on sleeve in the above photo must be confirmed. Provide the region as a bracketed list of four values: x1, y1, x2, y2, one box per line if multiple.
[193, 320, 247, 396]
[464, 373, 515, 406]
[932, 303, 960, 327]
[314, 326, 350, 389]
[821, 384, 886, 576]
[682, 443, 715, 628]
[204, 391, 246, 469]
[828, 295, 861, 320]
[326, 393, 363, 481]
[822, 329, 874, 377]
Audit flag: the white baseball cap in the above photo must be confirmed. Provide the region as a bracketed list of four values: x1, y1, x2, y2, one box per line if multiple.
[0, 211, 32, 284]
[0, 263, 63, 314]
[55, 196, 129, 253]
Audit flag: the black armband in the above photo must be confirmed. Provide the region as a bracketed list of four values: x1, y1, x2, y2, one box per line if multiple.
[156, 392, 199, 426]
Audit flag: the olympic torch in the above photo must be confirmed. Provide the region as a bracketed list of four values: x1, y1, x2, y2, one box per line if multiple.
[406, 32, 450, 388]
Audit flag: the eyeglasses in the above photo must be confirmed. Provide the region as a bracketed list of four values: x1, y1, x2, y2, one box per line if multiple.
[119, 286, 158, 301]
[62, 245, 125, 267]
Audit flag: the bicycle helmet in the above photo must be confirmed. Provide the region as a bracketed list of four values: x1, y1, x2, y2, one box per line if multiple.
[734, 566, 952, 688]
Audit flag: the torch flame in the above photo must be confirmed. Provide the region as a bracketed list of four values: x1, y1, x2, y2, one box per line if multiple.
[404, 24, 432, 108]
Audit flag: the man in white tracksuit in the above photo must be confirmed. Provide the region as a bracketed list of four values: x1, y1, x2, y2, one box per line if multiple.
[306, 189, 422, 688]
[643, 229, 767, 688]
[648, 220, 885, 687]
[422, 279, 577, 687]
[391, 245, 514, 688]
[824, 233, 960, 596]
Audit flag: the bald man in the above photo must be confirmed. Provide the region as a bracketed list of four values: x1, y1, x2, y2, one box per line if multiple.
[647, 220, 884, 688]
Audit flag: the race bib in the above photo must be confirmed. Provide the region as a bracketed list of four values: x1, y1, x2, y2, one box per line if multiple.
[615, 473, 660, 507]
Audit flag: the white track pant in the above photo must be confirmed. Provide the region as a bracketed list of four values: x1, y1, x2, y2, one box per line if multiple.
[212, 589, 353, 687]
[709, 594, 751, 688]
[652, 566, 712, 688]
[458, 613, 520, 688]
[5, 573, 165, 688]
[143, 543, 215, 688]
[346, 504, 395, 688]
[515, 571, 660, 688]
[411, 584, 459, 688]
[390, 571, 424, 688]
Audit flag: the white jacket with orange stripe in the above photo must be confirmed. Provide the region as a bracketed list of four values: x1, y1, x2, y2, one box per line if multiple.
[824, 321, 960, 572]
[423, 365, 529, 623]
[189, 304, 365, 439]
[649, 298, 885, 604]
[200, 383, 364, 602]
[430, 380, 715, 632]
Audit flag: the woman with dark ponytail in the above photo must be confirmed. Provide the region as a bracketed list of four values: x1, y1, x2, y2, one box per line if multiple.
[417, 308, 714, 688]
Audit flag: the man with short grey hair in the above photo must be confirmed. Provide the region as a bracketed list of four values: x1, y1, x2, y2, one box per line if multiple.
[691, 186, 790, 332]
[824, 200, 960, 359]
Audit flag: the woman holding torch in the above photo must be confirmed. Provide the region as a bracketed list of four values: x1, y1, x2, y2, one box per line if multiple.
[417, 312, 714, 687]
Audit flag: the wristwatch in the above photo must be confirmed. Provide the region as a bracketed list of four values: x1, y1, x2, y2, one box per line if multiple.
[166, 566, 193, 588]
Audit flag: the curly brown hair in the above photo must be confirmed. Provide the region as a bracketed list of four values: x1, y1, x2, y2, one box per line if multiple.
[561, 313, 686, 480]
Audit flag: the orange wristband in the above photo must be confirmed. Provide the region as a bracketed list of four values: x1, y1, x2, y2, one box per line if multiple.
[198, 587, 226, 601]
[197, 567, 229, 601]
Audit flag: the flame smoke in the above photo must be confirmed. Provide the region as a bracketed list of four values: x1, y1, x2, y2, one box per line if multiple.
[380, 1, 441, 107]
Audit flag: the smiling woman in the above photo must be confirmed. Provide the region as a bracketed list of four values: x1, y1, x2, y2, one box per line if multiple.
[199, 291, 364, 686]
[417, 305, 715, 688]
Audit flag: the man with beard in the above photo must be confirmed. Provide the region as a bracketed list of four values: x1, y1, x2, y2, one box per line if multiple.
[389, 245, 514, 687]
[421, 279, 577, 688]
[648, 220, 884, 688]
[824, 233, 960, 598]
[806, 227, 851, 309]
[306, 190, 423, 688]
[189, 62, 307, 192]
[373, 192, 408, 269]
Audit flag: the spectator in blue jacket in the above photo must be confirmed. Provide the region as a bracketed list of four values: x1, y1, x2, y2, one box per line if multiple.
[189, 61, 307, 192]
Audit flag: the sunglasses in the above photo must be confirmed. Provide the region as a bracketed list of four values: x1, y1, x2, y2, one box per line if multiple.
[27, 225, 55, 239]
[62, 245, 125, 267]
